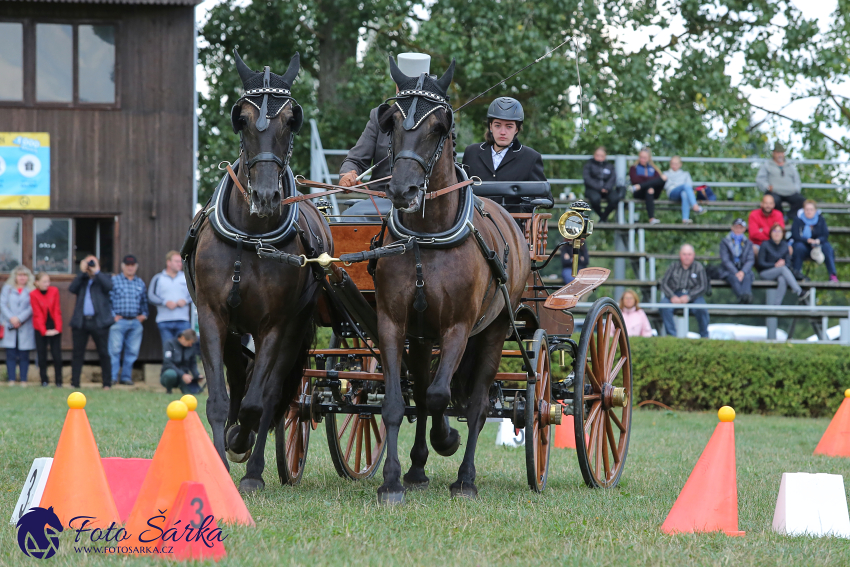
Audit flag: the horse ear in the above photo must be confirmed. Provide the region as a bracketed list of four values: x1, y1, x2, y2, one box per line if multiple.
[281, 52, 300, 87]
[233, 48, 254, 85]
[377, 103, 395, 134]
[434, 59, 455, 95]
[231, 102, 243, 133]
[289, 103, 304, 134]
[388, 56, 410, 86]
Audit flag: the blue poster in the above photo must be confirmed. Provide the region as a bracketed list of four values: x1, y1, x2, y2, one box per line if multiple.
[0, 132, 50, 209]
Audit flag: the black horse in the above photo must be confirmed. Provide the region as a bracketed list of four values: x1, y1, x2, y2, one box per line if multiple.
[186, 50, 332, 492]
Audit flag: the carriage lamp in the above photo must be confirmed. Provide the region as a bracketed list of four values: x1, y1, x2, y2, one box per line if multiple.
[557, 200, 594, 277]
[315, 199, 333, 221]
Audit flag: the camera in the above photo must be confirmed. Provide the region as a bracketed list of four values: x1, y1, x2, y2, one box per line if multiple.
[87, 259, 96, 267]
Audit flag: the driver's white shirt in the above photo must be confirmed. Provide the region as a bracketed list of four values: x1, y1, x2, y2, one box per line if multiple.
[491, 145, 507, 170]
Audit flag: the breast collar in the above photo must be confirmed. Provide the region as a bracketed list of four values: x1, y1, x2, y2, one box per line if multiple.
[208, 161, 300, 250]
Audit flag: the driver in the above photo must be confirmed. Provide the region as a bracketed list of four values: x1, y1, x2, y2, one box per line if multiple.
[461, 97, 546, 182]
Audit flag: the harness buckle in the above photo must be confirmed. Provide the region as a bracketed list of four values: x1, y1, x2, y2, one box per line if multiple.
[232, 275, 241, 283]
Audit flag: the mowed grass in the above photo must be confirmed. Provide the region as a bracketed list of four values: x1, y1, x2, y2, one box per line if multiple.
[2, 386, 850, 566]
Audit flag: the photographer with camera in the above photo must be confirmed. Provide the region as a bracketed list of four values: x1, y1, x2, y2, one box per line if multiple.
[68, 255, 113, 389]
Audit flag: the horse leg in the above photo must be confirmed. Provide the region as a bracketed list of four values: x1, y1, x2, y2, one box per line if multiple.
[426, 327, 469, 456]
[198, 308, 230, 468]
[403, 339, 432, 490]
[377, 323, 406, 504]
[223, 333, 251, 463]
[450, 317, 508, 499]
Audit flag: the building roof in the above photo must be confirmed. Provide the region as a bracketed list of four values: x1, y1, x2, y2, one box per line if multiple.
[7, 0, 202, 4]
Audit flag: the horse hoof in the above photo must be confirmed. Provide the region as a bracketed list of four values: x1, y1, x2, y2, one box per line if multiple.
[239, 477, 265, 494]
[449, 482, 478, 500]
[226, 447, 252, 464]
[431, 427, 461, 457]
[377, 491, 405, 506]
[403, 478, 430, 491]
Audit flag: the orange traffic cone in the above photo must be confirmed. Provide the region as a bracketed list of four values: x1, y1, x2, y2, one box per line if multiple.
[661, 406, 745, 536]
[158, 481, 227, 562]
[39, 393, 121, 529]
[814, 390, 850, 458]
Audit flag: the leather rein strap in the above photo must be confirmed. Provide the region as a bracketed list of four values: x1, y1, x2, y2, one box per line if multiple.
[290, 176, 475, 204]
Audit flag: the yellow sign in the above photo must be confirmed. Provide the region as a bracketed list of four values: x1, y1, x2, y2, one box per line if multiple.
[0, 132, 50, 210]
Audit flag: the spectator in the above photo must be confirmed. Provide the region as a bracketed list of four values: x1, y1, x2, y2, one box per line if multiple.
[30, 273, 63, 387]
[561, 242, 589, 284]
[619, 289, 653, 337]
[747, 193, 784, 252]
[148, 251, 192, 348]
[664, 156, 703, 224]
[582, 146, 620, 222]
[1, 265, 35, 384]
[108, 255, 148, 386]
[756, 142, 805, 219]
[791, 199, 838, 282]
[629, 148, 665, 224]
[160, 329, 203, 394]
[70, 255, 113, 389]
[659, 244, 710, 338]
[719, 218, 755, 304]
[757, 224, 808, 305]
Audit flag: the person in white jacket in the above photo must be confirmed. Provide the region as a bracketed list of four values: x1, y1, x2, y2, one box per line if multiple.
[148, 251, 192, 348]
[664, 156, 703, 224]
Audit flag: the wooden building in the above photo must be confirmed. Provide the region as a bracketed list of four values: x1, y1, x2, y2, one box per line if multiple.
[0, 0, 199, 361]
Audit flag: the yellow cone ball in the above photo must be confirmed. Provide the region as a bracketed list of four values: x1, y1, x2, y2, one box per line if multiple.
[180, 394, 198, 411]
[718, 406, 735, 422]
[67, 392, 86, 409]
[167, 400, 189, 421]
[844, 389, 850, 399]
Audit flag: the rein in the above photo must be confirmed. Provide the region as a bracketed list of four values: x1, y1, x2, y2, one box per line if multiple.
[291, 176, 475, 204]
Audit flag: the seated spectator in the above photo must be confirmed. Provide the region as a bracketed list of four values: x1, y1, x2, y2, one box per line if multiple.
[1, 265, 35, 384]
[757, 224, 808, 304]
[629, 148, 664, 224]
[719, 218, 754, 304]
[619, 289, 652, 337]
[160, 329, 204, 394]
[582, 146, 621, 222]
[747, 193, 784, 252]
[561, 242, 589, 284]
[791, 199, 838, 282]
[664, 156, 703, 224]
[756, 142, 805, 220]
[30, 273, 63, 387]
[659, 244, 710, 338]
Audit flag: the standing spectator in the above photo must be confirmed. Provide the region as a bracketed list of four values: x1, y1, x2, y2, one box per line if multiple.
[747, 193, 784, 252]
[619, 289, 653, 338]
[756, 142, 805, 219]
[148, 251, 192, 348]
[582, 146, 620, 222]
[719, 219, 755, 304]
[664, 156, 703, 224]
[628, 148, 665, 224]
[1, 265, 35, 384]
[160, 329, 203, 394]
[791, 199, 838, 282]
[108, 255, 148, 386]
[659, 244, 710, 338]
[561, 242, 589, 284]
[30, 273, 63, 387]
[757, 224, 808, 304]
[69, 255, 113, 389]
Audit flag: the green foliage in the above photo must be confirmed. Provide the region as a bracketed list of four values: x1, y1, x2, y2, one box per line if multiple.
[630, 337, 850, 417]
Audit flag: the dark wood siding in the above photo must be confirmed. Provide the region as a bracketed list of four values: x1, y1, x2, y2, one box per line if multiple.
[0, 2, 195, 360]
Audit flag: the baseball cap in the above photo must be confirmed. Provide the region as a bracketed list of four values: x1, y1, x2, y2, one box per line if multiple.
[732, 218, 747, 229]
[122, 254, 138, 265]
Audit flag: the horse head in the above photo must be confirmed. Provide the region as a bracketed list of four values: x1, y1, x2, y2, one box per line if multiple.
[378, 57, 455, 212]
[231, 49, 303, 218]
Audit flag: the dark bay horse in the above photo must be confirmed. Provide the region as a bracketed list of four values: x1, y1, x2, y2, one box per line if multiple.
[190, 51, 332, 493]
[373, 58, 530, 502]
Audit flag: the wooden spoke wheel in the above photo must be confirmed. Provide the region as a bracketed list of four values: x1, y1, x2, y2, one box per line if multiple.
[325, 335, 387, 480]
[573, 298, 632, 488]
[525, 329, 556, 493]
[275, 376, 312, 486]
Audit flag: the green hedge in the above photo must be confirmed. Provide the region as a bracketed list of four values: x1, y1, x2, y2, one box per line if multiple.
[630, 337, 850, 417]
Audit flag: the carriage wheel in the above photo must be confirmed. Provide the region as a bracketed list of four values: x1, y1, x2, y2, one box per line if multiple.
[525, 329, 555, 492]
[275, 376, 311, 485]
[573, 298, 632, 488]
[325, 334, 386, 480]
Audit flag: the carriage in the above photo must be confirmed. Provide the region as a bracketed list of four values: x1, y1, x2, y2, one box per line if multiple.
[271, 182, 634, 492]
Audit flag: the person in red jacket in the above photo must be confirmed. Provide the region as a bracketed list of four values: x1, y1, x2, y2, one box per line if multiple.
[30, 272, 63, 387]
[747, 193, 784, 252]
[628, 148, 665, 224]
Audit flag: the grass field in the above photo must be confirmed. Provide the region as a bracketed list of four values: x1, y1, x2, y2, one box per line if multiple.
[2, 386, 850, 566]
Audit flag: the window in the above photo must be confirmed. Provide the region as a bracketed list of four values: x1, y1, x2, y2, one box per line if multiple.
[0, 218, 22, 271]
[75, 218, 114, 273]
[0, 23, 23, 101]
[0, 21, 117, 107]
[33, 217, 71, 273]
